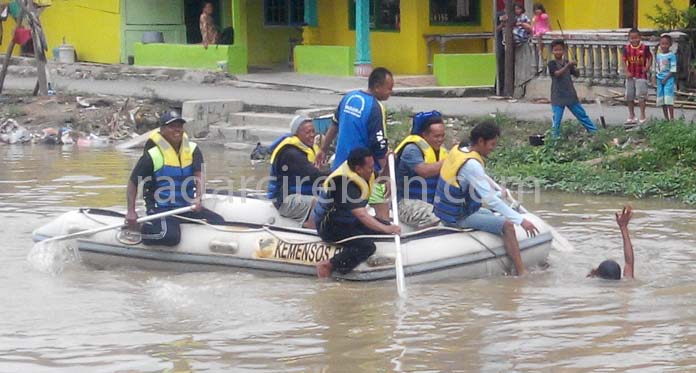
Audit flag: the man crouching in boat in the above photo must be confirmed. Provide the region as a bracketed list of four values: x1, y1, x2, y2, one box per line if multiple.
[433, 120, 539, 275]
[268, 115, 329, 229]
[394, 111, 447, 228]
[313, 147, 401, 278]
[125, 111, 224, 246]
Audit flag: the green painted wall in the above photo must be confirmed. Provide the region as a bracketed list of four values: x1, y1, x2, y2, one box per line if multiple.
[433, 53, 496, 87]
[134, 43, 248, 74]
[120, 0, 186, 63]
[294, 45, 355, 76]
[245, 0, 301, 67]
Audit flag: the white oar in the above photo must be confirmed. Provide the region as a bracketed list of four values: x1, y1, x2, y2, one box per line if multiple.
[38, 205, 195, 244]
[388, 153, 407, 297]
[484, 175, 575, 252]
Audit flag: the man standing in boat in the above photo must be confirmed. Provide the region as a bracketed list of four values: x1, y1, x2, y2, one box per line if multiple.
[316, 67, 393, 220]
[394, 111, 447, 228]
[313, 147, 401, 278]
[125, 111, 224, 246]
[268, 115, 329, 229]
[433, 120, 539, 275]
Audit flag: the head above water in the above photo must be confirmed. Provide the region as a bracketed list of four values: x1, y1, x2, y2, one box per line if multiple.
[589, 259, 622, 280]
[368, 67, 394, 101]
[463, 119, 501, 158]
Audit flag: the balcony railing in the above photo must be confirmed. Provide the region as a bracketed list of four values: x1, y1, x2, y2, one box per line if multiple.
[528, 30, 692, 86]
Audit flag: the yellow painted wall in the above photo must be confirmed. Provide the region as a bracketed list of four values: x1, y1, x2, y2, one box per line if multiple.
[557, 0, 691, 30]
[245, 0, 301, 66]
[0, 0, 120, 64]
[639, 0, 690, 28]
[315, 0, 494, 75]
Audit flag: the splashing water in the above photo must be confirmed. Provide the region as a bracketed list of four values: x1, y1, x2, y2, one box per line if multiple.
[26, 217, 81, 275]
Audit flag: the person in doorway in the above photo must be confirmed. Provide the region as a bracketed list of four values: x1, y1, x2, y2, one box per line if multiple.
[313, 147, 401, 278]
[433, 120, 539, 276]
[548, 39, 599, 137]
[267, 115, 329, 229]
[654, 34, 677, 121]
[623, 28, 653, 126]
[125, 111, 224, 246]
[394, 111, 447, 228]
[316, 67, 393, 220]
[200, 2, 219, 49]
[587, 206, 635, 280]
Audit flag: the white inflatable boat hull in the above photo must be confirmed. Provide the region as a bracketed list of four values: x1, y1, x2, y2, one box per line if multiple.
[32, 194, 553, 281]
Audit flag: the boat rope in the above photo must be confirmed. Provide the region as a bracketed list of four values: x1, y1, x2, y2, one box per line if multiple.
[468, 233, 509, 273]
[171, 214, 470, 245]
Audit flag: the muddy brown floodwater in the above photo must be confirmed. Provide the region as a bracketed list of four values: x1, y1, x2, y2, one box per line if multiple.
[1, 143, 695, 371]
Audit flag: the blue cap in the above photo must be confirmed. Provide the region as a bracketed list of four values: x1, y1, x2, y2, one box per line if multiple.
[412, 110, 442, 135]
[160, 110, 186, 126]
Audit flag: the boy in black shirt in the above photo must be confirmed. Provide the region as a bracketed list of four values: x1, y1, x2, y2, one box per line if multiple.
[548, 39, 598, 138]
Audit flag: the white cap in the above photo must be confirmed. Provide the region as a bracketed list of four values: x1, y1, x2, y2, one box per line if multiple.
[289, 115, 312, 135]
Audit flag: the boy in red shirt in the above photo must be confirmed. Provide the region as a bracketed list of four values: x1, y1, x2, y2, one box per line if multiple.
[622, 28, 653, 126]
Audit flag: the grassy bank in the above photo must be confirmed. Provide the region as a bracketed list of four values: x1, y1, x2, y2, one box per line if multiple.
[387, 111, 696, 205]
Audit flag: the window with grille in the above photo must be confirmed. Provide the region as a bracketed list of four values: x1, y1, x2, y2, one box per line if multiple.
[430, 0, 480, 25]
[348, 0, 401, 31]
[264, 0, 305, 26]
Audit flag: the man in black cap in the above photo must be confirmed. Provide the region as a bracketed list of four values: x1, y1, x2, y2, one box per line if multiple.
[125, 110, 224, 246]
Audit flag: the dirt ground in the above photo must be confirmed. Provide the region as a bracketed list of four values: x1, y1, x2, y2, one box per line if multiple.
[0, 91, 179, 143]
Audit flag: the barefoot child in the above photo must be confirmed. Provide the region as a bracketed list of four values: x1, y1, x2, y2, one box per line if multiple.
[548, 39, 598, 137]
[655, 34, 677, 121]
[623, 28, 653, 126]
[532, 3, 550, 58]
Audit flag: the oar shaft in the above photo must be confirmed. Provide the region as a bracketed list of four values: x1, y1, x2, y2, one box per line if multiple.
[41, 206, 195, 243]
[388, 154, 406, 297]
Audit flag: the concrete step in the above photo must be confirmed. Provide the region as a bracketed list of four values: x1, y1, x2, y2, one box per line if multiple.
[210, 125, 288, 144]
[229, 112, 296, 128]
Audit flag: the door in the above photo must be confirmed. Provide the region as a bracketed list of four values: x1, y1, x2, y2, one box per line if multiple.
[620, 0, 637, 28]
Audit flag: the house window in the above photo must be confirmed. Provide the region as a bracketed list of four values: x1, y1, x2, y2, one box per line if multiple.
[349, 0, 401, 32]
[264, 0, 305, 26]
[430, 0, 480, 25]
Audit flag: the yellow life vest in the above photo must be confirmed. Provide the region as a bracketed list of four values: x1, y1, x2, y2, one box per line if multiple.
[439, 146, 485, 188]
[323, 160, 374, 200]
[269, 135, 317, 165]
[394, 134, 447, 163]
[148, 130, 196, 171]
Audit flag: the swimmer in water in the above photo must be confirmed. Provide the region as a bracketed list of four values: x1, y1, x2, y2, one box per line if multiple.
[588, 206, 635, 280]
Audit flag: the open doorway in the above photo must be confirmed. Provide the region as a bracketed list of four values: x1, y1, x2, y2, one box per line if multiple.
[620, 0, 637, 29]
[184, 0, 223, 44]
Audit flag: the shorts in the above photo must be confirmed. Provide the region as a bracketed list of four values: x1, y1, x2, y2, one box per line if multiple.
[656, 78, 675, 106]
[277, 194, 315, 222]
[398, 199, 440, 228]
[368, 183, 387, 205]
[625, 78, 649, 101]
[454, 208, 506, 235]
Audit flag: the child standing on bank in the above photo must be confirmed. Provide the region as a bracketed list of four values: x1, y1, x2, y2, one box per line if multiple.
[655, 34, 677, 121]
[532, 3, 551, 56]
[623, 28, 653, 125]
[548, 39, 598, 137]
